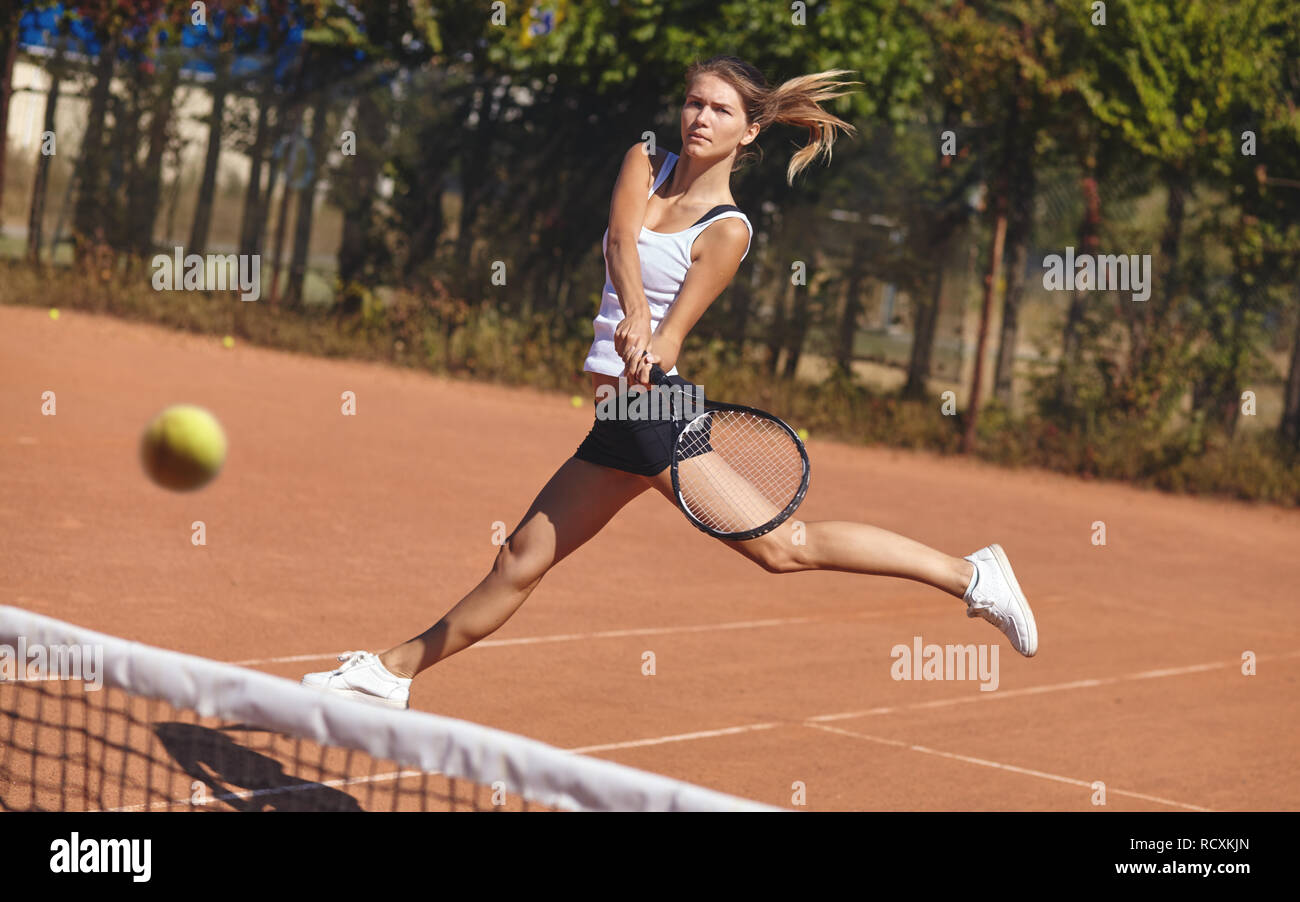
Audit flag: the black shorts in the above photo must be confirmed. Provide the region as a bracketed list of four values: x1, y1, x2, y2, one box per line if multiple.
[573, 375, 711, 476]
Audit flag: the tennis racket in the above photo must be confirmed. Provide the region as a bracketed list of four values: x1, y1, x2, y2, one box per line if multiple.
[646, 364, 810, 541]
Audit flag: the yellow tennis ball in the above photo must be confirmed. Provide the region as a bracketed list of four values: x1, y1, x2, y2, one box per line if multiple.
[797, 427, 810, 441]
[140, 405, 228, 492]
[49, 308, 60, 320]
[222, 335, 235, 349]
[570, 395, 583, 407]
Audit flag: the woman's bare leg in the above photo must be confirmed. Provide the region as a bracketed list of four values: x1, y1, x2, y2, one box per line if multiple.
[380, 458, 649, 678]
[647, 469, 973, 597]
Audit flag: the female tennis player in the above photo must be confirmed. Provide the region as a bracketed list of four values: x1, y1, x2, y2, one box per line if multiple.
[304, 56, 1037, 709]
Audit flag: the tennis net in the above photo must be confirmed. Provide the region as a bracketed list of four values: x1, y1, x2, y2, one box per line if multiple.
[0, 606, 777, 812]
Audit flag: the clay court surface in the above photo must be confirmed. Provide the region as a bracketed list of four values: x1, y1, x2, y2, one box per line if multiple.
[3, 304, 1298, 811]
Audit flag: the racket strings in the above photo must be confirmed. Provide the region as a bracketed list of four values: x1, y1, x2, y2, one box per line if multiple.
[676, 410, 805, 535]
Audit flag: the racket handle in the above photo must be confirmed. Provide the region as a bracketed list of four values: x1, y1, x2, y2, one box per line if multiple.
[647, 363, 670, 386]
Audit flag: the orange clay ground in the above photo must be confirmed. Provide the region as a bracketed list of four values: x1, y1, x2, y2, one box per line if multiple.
[3, 304, 1297, 811]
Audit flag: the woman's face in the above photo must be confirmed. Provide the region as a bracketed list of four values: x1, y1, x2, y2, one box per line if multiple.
[680, 73, 759, 161]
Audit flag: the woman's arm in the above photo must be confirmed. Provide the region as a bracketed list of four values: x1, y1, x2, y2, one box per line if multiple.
[635, 218, 750, 380]
[606, 144, 660, 371]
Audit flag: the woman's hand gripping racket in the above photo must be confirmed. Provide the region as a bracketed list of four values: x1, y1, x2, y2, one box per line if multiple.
[646, 364, 810, 541]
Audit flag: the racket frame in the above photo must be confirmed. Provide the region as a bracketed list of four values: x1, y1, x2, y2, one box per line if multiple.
[669, 398, 811, 541]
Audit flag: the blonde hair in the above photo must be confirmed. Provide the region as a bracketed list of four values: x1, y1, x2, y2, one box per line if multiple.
[685, 55, 860, 185]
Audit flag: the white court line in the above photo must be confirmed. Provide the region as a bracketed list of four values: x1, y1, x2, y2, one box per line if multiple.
[556, 649, 1300, 809]
[805, 722, 1212, 812]
[228, 608, 937, 667]
[570, 721, 785, 755]
[806, 649, 1300, 723]
[557, 649, 1300, 754]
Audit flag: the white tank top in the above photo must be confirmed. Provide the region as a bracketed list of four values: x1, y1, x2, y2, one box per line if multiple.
[583, 151, 753, 377]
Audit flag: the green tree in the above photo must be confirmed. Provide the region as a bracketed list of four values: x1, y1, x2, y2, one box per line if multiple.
[1075, 0, 1291, 430]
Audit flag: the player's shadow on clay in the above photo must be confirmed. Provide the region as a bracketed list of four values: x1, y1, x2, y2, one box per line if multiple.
[154, 722, 365, 811]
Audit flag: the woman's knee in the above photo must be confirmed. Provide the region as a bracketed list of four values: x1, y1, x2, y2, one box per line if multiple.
[491, 531, 553, 591]
[737, 533, 812, 574]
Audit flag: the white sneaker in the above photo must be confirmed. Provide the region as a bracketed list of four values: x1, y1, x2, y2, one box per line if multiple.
[963, 544, 1038, 657]
[301, 651, 412, 709]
